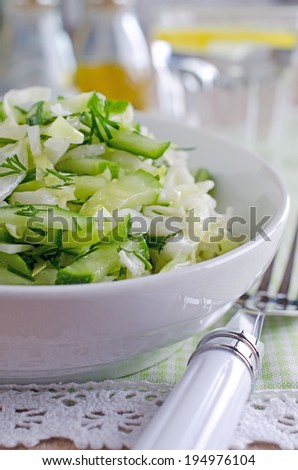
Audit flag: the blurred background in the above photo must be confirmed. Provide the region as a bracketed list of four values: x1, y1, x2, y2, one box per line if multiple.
[1, 0, 298, 159]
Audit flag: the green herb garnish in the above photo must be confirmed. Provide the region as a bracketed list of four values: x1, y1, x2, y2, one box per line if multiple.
[26, 101, 55, 126]
[0, 154, 26, 177]
[7, 265, 34, 282]
[15, 204, 40, 217]
[44, 168, 74, 185]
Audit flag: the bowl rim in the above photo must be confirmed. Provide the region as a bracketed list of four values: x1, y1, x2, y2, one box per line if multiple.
[0, 121, 290, 295]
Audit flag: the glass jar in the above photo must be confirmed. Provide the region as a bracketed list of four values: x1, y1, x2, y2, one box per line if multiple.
[0, 0, 76, 96]
[73, 0, 154, 110]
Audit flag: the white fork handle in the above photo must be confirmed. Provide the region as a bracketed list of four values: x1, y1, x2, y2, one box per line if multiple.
[134, 328, 262, 450]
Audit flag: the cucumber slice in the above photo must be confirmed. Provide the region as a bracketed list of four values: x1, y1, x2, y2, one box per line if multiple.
[14, 180, 45, 192]
[0, 267, 33, 285]
[106, 150, 143, 174]
[0, 226, 15, 243]
[0, 204, 93, 236]
[0, 204, 101, 249]
[80, 170, 161, 215]
[55, 243, 120, 285]
[72, 175, 107, 201]
[55, 235, 150, 284]
[108, 129, 170, 159]
[0, 252, 33, 281]
[21, 227, 62, 246]
[56, 157, 119, 178]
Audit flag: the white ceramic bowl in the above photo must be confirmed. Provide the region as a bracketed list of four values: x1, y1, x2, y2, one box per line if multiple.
[0, 115, 289, 383]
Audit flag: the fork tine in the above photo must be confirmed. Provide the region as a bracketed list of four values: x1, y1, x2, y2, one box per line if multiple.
[238, 253, 276, 304]
[256, 257, 275, 293]
[239, 217, 298, 312]
[274, 217, 298, 309]
[237, 252, 276, 308]
[249, 254, 277, 310]
[277, 218, 298, 294]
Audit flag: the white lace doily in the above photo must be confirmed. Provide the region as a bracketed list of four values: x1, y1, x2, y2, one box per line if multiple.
[0, 381, 298, 450]
[231, 389, 298, 450]
[0, 381, 171, 450]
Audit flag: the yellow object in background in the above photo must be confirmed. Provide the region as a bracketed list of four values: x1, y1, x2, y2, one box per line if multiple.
[152, 5, 298, 59]
[73, 0, 153, 111]
[154, 28, 297, 54]
[75, 63, 151, 111]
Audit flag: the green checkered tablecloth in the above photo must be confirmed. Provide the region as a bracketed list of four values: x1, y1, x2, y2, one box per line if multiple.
[129, 314, 298, 390]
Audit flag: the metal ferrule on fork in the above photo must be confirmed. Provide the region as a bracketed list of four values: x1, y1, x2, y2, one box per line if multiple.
[188, 327, 262, 381]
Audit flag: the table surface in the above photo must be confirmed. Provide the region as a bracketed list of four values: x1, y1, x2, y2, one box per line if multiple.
[0, 439, 280, 450]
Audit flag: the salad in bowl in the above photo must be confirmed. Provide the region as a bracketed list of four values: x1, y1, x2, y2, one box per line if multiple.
[0, 87, 237, 286]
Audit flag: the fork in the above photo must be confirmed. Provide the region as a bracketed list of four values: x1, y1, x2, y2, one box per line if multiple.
[237, 219, 298, 316]
[135, 219, 298, 450]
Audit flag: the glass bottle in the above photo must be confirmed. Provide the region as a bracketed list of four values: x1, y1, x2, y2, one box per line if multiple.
[73, 0, 154, 110]
[0, 0, 76, 96]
